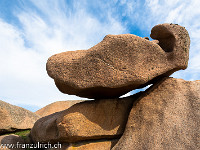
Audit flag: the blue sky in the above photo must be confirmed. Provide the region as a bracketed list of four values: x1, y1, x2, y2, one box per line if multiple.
[0, 0, 200, 112]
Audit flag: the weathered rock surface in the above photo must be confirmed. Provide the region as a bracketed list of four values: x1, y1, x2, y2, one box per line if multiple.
[31, 95, 140, 143]
[0, 100, 40, 134]
[0, 134, 25, 150]
[47, 23, 190, 99]
[112, 77, 200, 150]
[47, 139, 119, 150]
[35, 100, 83, 117]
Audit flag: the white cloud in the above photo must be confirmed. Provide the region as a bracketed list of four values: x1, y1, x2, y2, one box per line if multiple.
[0, 19, 59, 107]
[120, 92, 131, 98]
[125, 0, 200, 81]
[148, 0, 200, 81]
[1, 0, 200, 111]
[0, 1, 127, 110]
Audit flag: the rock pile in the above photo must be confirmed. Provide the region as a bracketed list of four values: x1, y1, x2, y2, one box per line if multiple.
[30, 23, 200, 150]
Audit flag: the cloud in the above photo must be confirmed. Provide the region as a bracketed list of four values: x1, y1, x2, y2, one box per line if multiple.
[0, 18, 57, 108]
[1, 0, 200, 111]
[0, 1, 127, 110]
[119, 0, 200, 95]
[123, 0, 200, 81]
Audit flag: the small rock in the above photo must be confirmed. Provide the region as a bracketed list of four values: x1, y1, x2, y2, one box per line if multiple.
[0, 134, 25, 150]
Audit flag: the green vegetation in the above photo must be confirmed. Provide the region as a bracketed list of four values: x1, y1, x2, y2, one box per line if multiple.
[14, 130, 31, 140]
[4, 129, 31, 140]
[2, 130, 39, 150]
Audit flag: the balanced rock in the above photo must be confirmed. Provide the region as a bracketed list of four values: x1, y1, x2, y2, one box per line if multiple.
[31, 95, 140, 143]
[46, 23, 190, 99]
[0, 100, 40, 134]
[112, 77, 200, 150]
[35, 100, 83, 117]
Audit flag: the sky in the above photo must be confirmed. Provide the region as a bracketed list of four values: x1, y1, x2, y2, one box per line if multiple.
[0, 0, 200, 112]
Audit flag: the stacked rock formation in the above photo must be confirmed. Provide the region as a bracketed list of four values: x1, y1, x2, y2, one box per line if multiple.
[30, 23, 200, 149]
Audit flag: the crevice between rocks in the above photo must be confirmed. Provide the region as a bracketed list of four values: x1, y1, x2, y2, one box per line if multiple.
[0, 128, 31, 136]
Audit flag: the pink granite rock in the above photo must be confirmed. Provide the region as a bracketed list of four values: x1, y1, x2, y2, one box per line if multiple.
[47, 23, 190, 99]
[112, 77, 200, 150]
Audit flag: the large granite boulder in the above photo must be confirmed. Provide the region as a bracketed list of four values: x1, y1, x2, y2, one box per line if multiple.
[46, 23, 190, 99]
[30, 95, 140, 143]
[35, 100, 83, 117]
[0, 100, 40, 134]
[112, 77, 200, 150]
